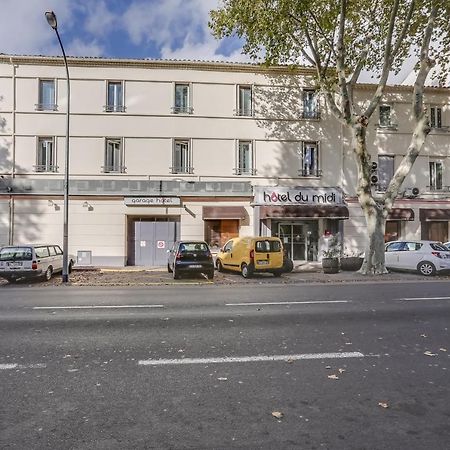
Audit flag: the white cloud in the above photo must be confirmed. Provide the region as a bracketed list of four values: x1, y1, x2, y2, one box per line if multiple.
[66, 39, 104, 57]
[82, 1, 118, 38]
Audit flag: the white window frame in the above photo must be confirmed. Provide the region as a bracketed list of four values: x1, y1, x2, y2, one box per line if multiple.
[429, 159, 443, 191]
[172, 139, 193, 174]
[379, 104, 393, 127]
[235, 140, 256, 175]
[172, 83, 193, 114]
[35, 137, 57, 172]
[105, 80, 125, 113]
[36, 79, 57, 111]
[299, 141, 321, 177]
[302, 89, 319, 119]
[236, 85, 253, 117]
[103, 138, 125, 173]
[429, 105, 443, 129]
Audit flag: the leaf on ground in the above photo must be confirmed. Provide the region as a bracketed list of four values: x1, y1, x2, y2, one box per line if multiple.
[439, 348, 447, 352]
[328, 374, 339, 380]
[420, 334, 427, 338]
[424, 351, 437, 357]
[378, 402, 389, 409]
[338, 368, 346, 373]
[272, 411, 284, 419]
[286, 358, 294, 364]
[217, 377, 228, 381]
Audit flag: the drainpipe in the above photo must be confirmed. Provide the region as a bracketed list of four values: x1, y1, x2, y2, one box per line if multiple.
[8, 57, 17, 245]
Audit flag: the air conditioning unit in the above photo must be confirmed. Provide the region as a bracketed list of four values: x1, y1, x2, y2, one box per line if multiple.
[403, 187, 420, 198]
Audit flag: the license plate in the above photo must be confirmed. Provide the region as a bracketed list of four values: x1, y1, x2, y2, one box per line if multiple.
[188, 264, 202, 268]
[7, 262, 22, 268]
[257, 260, 269, 265]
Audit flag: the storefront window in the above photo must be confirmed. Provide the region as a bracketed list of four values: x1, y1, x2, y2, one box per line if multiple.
[385, 221, 400, 242]
[204, 220, 239, 249]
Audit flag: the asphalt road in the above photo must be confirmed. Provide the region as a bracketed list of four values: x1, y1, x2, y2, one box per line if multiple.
[1, 281, 450, 450]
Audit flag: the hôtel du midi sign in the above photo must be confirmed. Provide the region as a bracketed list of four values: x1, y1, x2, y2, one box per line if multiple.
[253, 186, 344, 206]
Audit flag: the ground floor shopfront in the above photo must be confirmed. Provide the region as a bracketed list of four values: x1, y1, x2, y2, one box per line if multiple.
[0, 186, 448, 267]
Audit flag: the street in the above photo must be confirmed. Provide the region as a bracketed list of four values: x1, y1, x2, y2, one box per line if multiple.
[1, 281, 450, 449]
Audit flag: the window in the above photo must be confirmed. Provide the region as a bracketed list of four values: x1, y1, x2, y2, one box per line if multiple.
[172, 83, 192, 114]
[35, 137, 57, 172]
[35, 246, 50, 258]
[237, 85, 252, 116]
[172, 140, 192, 174]
[36, 79, 56, 111]
[379, 105, 392, 127]
[385, 221, 400, 243]
[377, 155, 394, 191]
[429, 106, 442, 129]
[429, 160, 443, 190]
[302, 89, 319, 119]
[235, 140, 255, 175]
[105, 81, 125, 112]
[103, 138, 125, 173]
[299, 142, 320, 177]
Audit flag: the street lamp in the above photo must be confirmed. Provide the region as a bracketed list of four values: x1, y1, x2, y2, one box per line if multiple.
[45, 11, 71, 282]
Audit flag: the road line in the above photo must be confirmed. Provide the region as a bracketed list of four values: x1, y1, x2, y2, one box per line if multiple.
[32, 305, 164, 310]
[398, 297, 450, 301]
[0, 363, 46, 370]
[225, 300, 349, 306]
[138, 351, 364, 366]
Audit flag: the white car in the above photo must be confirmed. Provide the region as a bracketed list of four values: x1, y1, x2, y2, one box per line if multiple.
[385, 240, 450, 276]
[0, 244, 75, 282]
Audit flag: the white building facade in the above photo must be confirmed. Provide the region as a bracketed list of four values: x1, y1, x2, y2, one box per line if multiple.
[0, 55, 448, 266]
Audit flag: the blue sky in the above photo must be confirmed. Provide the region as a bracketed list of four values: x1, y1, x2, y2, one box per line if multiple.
[1, 0, 248, 61]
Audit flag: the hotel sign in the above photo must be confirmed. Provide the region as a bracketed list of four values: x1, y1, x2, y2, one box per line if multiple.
[253, 186, 344, 205]
[124, 196, 181, 206]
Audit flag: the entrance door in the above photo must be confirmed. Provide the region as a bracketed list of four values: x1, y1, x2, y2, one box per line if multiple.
[128, 218, 179, 266]
[278, 222, 319, 261]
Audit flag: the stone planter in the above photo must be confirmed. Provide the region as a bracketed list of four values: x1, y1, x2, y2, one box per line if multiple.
[322, 257, 340, 274]
[340, 257, 364, 271]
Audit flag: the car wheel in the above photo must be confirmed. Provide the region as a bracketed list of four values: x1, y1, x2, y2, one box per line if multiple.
[216, 259, 223, 272]
[173, 268, 180, 280]
[44, 266, 53, 281]
[241, 263, 253, 278]
[167, 263, 173, 273]
[417, 261, 436, 276]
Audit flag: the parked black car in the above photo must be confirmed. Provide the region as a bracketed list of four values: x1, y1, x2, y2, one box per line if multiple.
[167, 241, 214, 280]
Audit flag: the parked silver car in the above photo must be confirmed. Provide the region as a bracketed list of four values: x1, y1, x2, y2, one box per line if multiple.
[444, 242, 450, 250]
[0, 244, 75, 282]
[385, 240, 450, 276]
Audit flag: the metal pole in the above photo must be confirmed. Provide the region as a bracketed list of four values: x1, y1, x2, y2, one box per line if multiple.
[54, 28, 70, 282]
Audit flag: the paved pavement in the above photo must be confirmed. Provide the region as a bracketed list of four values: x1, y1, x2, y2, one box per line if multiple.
[1, 261, 449, 287]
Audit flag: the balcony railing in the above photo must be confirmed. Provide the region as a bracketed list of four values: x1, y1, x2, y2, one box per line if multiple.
[234, 167, 257, 175]
[301, 110, 321, 120]
[171, 106, 194, 114]
[104, 104, 126, 113]
[101, 165, 127, 173]
[35, 103, 58, 111]
[235, 108, 254, 117]
[298, 168, 322, 177]
[170, 166, 194, 174]
[34, 164, 58, 173]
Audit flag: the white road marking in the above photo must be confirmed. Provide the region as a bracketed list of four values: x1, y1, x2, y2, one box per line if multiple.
[138, 351, 364, 366]
[225, 300, 349, 306]
[0, 363, 46, 370]
[398, 297, 450, 301]
[32, 305, 164, 310]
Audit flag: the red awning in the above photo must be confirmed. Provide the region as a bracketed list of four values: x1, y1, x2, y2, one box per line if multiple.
[203, 206, 247, 220]
[387, 208, 415, 221]
[419, 208, 450, 221]
[260, 205, 349, 219]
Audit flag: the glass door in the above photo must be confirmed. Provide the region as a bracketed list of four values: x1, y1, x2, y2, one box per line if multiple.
[278, 222, 319, 262]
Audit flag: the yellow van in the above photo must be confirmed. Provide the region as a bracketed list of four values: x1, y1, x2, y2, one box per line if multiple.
[216, 237, 284, 278]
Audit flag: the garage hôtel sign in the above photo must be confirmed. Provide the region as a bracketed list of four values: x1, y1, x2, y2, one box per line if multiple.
[253, 186, 344, 205]
[124, 197, 181, 206]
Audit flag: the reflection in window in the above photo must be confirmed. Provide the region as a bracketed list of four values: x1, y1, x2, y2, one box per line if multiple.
[300, 142, 320, 177]
[103, 138, 125, 173]
[429, 160, 443, 190]
[105, 81, 125, 112]
[35, 137, 57, 172]
[36, 80, 57, 111]
[237, 85, 252, 116]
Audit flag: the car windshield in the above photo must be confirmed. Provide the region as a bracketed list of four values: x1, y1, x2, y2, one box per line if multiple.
[179, 243, 209, 253]
[0, 247, 33, 261]
[430, 243, 448, 251]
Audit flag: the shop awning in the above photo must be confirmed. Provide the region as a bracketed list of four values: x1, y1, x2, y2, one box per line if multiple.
[387, 208, 415, 221]
[203, 206, 247, 220]
[419, 208, 450, 221]
[260, 205, 349, 219]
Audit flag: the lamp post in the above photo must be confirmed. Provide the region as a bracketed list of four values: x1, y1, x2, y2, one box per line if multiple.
[45, 11, 71, 282]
